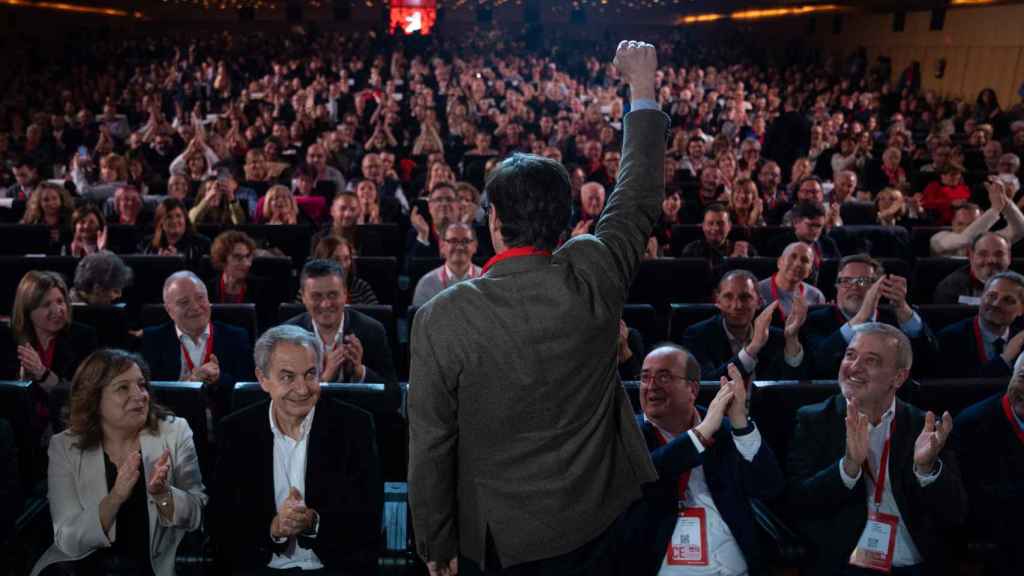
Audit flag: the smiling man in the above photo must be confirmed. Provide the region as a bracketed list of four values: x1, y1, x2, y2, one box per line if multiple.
[934, 232, 1012, 305]
[212, 325, 382, 575]
[786, 323, 967, 575]
[937, 271, 1024, 378]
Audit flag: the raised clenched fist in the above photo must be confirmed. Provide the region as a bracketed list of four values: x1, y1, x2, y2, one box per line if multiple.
[613, 41, 657, 101]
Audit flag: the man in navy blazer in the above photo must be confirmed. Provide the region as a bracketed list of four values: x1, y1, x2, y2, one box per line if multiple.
[954, 363, 1024, 576]
[141, 271, 253, 423]
[620, 344, 784, 576]
[282, 259, 400, 412]
[681, 270, 807, 381]
[805, 255, 938, 379]
[936, 271, 1024, 378]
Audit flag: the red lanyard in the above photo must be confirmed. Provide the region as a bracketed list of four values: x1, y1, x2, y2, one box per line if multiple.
[34, 338, 57, 370]
[180, 324, 214, 373]
[653, 427, 693, 502]
[863, 418, 896, 507]
[482, 246, 552, 273]
[219, 274, 246, 304]
[440, 265, 478, 289]
[770, 274, 804, 321]
[1001, 394, 1024, 445]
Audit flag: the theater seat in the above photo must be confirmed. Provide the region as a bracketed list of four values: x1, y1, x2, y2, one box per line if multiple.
[908, 378, 1007, 418]
[72, 303, 130, 348]
[104, 224, 144, 255]
[235, 224, 315, 268]
[915, 304, 978, 333]
[911, 226, 948, 258]
[0, 255, 79, 316]
[622, 304, 663, 352]
[0, 225, 53, 255]
[141, 303, 258, 348]
[350, 304, 400, 372]
[356, 224, 402, 258]
[629, 258, 711, 309]
[911, 257, 967, 304]
[714, 257, 778, 283]
[826, 225, 911, 260]
[750, 380, 839, 471]
[150, 381, 211, 478]
[0, 381, 43, 497]
[668, 224, 703, 257]
[354, 256, 398, 306]
[119, 255, 188, 319]
[668, 303, 719, 344]
[278, 302, 306, 323]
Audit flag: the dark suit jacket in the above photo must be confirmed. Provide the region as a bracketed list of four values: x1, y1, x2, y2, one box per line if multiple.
[140, 321, 253, 421]
[212, 398, 382, 575]
[767, 230, 841, 260]
[936, 316, 1015, 378]
[408, 109, 667, 568]
[804, 306, 939, 379]
[786, 395, 968, 574]
[954, 394, 1024, 576]
[0, 418, 21, 543]
[680, 314, 806, 381]
[282, 309, 399, 413]
[619, 416, 784, 576]
[933, 265, 979, 305]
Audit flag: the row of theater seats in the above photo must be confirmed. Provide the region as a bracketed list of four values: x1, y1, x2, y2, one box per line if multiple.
[0, 376, 1005, 572]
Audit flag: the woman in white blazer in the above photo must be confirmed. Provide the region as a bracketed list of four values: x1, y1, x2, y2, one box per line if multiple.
[31, 349, 207, 576]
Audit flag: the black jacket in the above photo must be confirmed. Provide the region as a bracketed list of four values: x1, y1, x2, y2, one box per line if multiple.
[212, 398, 382, 574]
[680, 314, 806, 381]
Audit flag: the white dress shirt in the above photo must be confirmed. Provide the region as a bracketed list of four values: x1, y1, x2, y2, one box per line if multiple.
[268, 402, 322, 570]
[175, 324, 211, 379]
[839, 398, 941, 567]
[653, 420, 761, 576]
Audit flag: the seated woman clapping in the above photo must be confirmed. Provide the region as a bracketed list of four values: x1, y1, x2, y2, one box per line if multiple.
[31, 349, 207, 576]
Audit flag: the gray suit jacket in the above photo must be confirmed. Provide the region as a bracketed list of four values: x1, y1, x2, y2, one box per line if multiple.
[408, 109, 667, 569]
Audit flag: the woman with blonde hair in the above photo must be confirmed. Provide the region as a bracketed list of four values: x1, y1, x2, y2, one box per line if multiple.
[259, 185, 300, 225]
[30, 349, 206, 576]
[21, 182, 74, 251]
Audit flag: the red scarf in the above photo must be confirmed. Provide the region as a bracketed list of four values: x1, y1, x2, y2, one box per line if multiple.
[483, 246, 552, 273]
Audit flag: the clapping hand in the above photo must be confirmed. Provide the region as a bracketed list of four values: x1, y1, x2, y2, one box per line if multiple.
[843, 397, 870, 478]
[147, 448, 172, 496]
[913, 411, 952, 475]
[191, 354, 220, 385]
[111, 451, 142, 505]
[427, 558, 459, 576]
[746, 301, 778, 356]
[850, 277, 885, 327]
[272, 487, 316, 539]
[784, 294, 807, 340]
[411, 206, 430, 242]
[723, 363, 749, 429]
[693, 381, 735, 442]
[17, 344, 46, 381]
[342, 335, 365, 381]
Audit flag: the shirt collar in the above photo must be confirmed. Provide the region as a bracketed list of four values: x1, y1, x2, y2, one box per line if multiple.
[444, 263, 478, 282]
[721, 317, 751, 347]
[978, 317, 1010, 343]
[268, 400, 316, 443]
[175, 323, 210, 347]
[311, 312, 346, 348]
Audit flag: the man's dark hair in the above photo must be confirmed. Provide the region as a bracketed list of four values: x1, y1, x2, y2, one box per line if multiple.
[792, 200, 826, 220]
[838, 254, 884, 276]
[704, 202, 729, 217]
[300, 258, 346, 287]
[485, 153, 572, 251]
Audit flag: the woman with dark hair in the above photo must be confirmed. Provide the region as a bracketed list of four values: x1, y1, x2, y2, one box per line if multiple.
[308, 235, 379, 305]
[30, 349, 206, 576]
[141, 198, 211, 261]
[71, 252, 134, 306]
[975, 88, 1001, 124]
[0, 271, 98, 434]
[65, 203, 107, 257]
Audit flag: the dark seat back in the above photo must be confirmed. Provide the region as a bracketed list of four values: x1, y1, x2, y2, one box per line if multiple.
[354, 257, 398, 305]
[622, 304, 663, 352]
[916, 304, 978, 333]
[911, 258, 967, 304]
[0, 381, 43, 495]
[141, 303, 258, 348]
[629, 258, 712, 309]
[72, 304, 130, 348]
[356, 224, 402, 258]
[0, 225, 53, 255]
[150, 381, 211, 478]
[0, 256, 79, 316]
[668, 303, 720, 343]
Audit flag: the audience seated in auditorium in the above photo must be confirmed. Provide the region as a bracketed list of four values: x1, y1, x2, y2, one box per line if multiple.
[0, 271, 97, 431]
[681, 166, 723, 224]
[205, 231, 266, 305]
[305, 142, 346, 198]
[682, 270, 806, 381]
[30, 349, 206, 576]
[830, 170, 861, 205]
[954, 357, 1024, 576]
[413, 222, 481, 307]
[934, 232, 1011, 305]
[918, 163, 971, 226]
[71, 153, 130, 203]
[311, 192, 360, 250]
[805, 255, 937, 379]
[141, 271, 253, 424]
[285, 260, 398, 403]
[930, 179, 1024, 257]
[569, 181, 606, 238]
[70, 251, 133, 306]
[258, 184, 317, 226]
[728, 177, 765, 229]
[758, 241, 826, 317]
[786, 323, 966, 575]
[768, 200, 841, 264]
[937, 271, 1024, 378]
[352, 152, 407, 214]
[407, 182, 460, 262]
[108, 183, 151, 227]
[1, 157, 39, 201]
[622, 345, 784, 576]
[780, 177, 843, 229]
[680, 203, 757, 265]
[141, 198, 212, 262]
[308, 235, 379, 305]
[212, 326, 381, 575]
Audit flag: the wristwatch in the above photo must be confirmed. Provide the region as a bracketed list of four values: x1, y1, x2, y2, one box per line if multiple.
[301, 510, 320, 538]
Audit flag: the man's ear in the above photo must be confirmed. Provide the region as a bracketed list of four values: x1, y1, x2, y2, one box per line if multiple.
[256, 369, 270, 393]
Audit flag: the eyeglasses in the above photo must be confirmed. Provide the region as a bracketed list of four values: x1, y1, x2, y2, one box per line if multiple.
[229, 252, 254, 262]
[836, 276, 877, 288]
[639, 372, 690, 387]
[429, 197, 457, 205]
[444, 238, 475, 246]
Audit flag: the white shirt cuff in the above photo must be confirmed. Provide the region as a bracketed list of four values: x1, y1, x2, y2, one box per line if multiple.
[914, 459, 943, 487]
[687, 430, 706, 454]
[839, 456, 861, 489]
[731, 425, 761, 463]
[630, 98, 660, 111]
[737, 348, 757, 372]
[785, 345, 804, 367]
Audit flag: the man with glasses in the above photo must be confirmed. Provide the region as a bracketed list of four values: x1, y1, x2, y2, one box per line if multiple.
[937, 271, 1024, 378]
[620, 344, 784, 576]
[805, 254, 937, 378]
[407, 182, 460, 261]
[413, 223, 481, 306]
